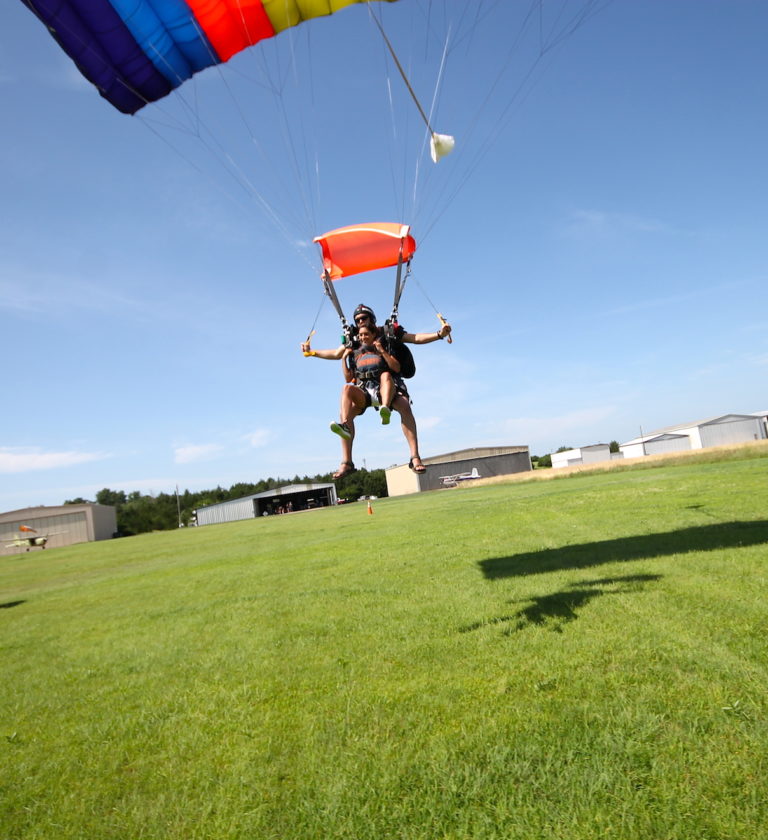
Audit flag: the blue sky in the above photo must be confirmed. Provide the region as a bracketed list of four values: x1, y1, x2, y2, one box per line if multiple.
[2, 1, 767, 512]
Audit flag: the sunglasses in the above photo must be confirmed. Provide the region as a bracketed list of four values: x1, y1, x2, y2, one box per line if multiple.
[354, 315, 371, 323]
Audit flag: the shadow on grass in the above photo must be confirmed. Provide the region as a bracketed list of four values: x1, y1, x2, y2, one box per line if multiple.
[480, 520, 768, 580]
[460, 574, 661, 635]
[0, 600, 26, 610]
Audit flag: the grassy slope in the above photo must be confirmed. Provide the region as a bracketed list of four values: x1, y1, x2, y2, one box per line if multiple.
[1, 448, 767, 839]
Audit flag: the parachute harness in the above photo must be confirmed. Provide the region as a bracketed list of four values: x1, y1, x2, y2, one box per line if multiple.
[383, 242, 410, 342]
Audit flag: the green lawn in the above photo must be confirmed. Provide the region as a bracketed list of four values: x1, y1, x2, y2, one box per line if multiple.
[2, 448, 767, 839]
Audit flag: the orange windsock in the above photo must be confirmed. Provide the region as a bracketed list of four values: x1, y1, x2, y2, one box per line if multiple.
[367, 501, 373, 515]
[19, 525, 36, 533]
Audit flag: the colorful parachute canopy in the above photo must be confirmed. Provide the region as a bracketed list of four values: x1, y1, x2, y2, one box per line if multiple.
[314, 222, 416, 280]
[21, 0, 399, 115]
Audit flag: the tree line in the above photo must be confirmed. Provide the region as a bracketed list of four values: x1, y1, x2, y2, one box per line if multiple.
[65, 469, 387, 537]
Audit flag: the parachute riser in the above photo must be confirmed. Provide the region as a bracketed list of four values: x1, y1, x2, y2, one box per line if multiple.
[322, 269, 355, 344]
[388, 246, 411, 328]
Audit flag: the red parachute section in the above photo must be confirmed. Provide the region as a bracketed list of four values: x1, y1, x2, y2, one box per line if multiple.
[314, 223, 416, 280]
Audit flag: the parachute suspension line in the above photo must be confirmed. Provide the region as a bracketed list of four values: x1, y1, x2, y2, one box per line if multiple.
[368, 6, 436, 138]
[406, 1, 537, 243]
[204, 19, 319, 243]
[300, 26, 323, 240]
[537, 0, 611, 56]
[110, 12, 316, 259]
[139, 109, 317, 276]
[417, 0, 611, 247]
[411, 270, 440, 317]
[304, 291, 328, 349]
[374, 8, 452, 231]
[254, 24, 322, 242]
[426, 25, 451, 144]
[382, 76, 411, 228]
[135, 15, 321, 253]
[409, 270, 452, 343]
[404, 2, 587, 245]
[377, 26, 413, 227]
[409, 23, 452, 224]
[159, 21, 317, 256]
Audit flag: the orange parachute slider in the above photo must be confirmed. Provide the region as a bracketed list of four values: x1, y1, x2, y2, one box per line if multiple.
[314, 223, 416, 280]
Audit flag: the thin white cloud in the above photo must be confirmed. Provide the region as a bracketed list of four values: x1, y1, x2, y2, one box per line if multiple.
[0, 447, 108, 474]
[563, 209, 680, 239]
[744, 352, 768, 367]
[0, 272, 144, 316]
[601, 277, 755, 319]
[174, 444, 223, 464]
[417, 416, 442, 431]
[243, 429, 271, 447]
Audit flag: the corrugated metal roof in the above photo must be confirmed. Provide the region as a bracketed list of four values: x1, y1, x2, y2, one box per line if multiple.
[622, 413, 762, 446]
[196, 484, 335, 512]
[418, 446, 528, 466]
[0, 503, 107, 522]
[621, 432, 689, 446]
[655, 414, 757, 434]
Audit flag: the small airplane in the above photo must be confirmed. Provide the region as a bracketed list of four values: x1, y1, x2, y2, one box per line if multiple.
[4, 525, 65, 551]
[439, 467, 481, 488]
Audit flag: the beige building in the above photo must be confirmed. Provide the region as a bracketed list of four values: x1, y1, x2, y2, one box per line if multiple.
[0, 504, 117, 555]
[386, 446, 531, 496]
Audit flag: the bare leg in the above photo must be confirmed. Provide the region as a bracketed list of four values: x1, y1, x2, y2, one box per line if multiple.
[335, 384, 367, 473]
[379, 372, 395, 409]
[392, 393, 421, 465]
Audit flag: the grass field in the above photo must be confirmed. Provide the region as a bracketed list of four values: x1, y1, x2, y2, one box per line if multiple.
[2, 446, 767, 839]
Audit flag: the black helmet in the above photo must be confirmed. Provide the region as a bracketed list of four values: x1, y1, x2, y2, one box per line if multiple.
[353, 304, 376, 323]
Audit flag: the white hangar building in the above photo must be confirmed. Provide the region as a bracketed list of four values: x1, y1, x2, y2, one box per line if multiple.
[551, 443, 613, 469]
[620, 413, 766, 459]
[0, 504, 117, 556]
[195, 483, 337, 526]
[385, 446, 531, 496]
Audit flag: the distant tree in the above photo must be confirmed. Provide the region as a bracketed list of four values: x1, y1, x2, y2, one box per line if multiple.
[64, 497, 92, 505]
[228, 482, 260, 500]
[96, 488, 127, 509]
[154, 492, 181, 529]
[362, 469, 388, 498]
[555, 446, 572, 453]
[609, 440, 620, 453]
[537, 454, 552, 468]
[118, 494, 156, 536]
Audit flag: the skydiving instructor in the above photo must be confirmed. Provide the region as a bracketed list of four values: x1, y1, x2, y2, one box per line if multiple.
[301, 304, 452, 479]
